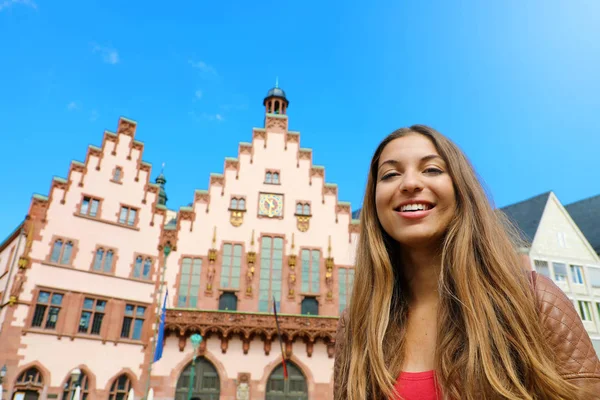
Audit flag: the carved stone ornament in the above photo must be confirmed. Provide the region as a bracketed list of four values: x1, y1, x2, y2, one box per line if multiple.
[287, 254, 297, 297]
[265, 116, 287, 132]
[165, 309, 338, 357]
[236, 373, 250, 400]
[230, 210, 244, 227]
[296, 215, 310, 232]
[18, 255, 30, 269]
[326, 257, 334, 301]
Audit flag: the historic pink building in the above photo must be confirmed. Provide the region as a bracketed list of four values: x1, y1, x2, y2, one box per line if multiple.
[0, 86, 359, 400]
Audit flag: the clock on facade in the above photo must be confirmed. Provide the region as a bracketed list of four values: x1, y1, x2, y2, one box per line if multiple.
[258, 193, 284, 217]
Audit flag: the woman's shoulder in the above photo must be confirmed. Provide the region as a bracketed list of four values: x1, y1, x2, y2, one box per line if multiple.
[530, 271, 600, 381]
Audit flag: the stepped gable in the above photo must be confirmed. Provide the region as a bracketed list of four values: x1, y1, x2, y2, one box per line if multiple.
[182, 121, 354, 239]
[30, 117, 169, 249]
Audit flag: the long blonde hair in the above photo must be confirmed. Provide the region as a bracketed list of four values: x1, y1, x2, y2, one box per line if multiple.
[336, 125, 582, 399]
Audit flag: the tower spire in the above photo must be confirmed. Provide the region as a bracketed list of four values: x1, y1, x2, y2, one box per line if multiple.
[275, 76, 279, 88]
[155, 162, 168, 206]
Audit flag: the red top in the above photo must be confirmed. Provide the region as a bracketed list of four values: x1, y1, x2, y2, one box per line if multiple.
[393, 370, 442, 400]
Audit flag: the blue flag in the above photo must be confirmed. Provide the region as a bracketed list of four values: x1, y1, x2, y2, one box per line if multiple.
[153, 289, 168, 363]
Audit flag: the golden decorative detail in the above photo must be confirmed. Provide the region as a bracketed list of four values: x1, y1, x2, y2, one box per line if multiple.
[288, 254, 297, 268]
[296, 215, 310, 232]
[8, 295, 17, 306]
[230, 210, 244, 227]
[18, 256, 29, 269]
[246, 230, 256, 296]
[326, 236, 334, 301]
[206, 227, 217, 294]
[288, 233, 297, 298]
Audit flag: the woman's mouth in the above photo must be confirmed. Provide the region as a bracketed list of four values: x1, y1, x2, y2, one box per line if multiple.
[394, 202, 435, 219]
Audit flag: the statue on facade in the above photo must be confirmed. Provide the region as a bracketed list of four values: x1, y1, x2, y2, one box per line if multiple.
[236, 374, 250, 400]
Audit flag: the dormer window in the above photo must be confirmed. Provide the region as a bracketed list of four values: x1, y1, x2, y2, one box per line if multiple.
[265, 170, 280, 185]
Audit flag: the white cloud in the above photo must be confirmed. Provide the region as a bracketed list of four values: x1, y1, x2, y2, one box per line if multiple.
[195, 90, 203, 99]
[93, 44, 119, 65]
[189, 60, 217, 76]
[189, 111, 224, 122]
[0, 0, 37, 12]
[67, 101, 78, 111]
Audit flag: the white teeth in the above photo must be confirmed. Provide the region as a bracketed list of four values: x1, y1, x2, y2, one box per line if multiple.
[400, 203, 430, 212]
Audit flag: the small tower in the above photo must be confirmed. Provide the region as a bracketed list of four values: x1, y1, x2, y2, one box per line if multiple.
[263, 78, 289, 115]
[155, 172, 168, 206]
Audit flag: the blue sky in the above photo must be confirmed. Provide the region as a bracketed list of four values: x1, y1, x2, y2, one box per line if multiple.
[1, 0, 599, 237]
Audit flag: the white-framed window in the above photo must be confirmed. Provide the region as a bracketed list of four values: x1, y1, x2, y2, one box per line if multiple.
[570, 265, 584, 285]
[533, 260, 550, 277]
[557, 232, 567, 248]
[589, 267, 600, 288]
[578, 300, 592, 321]
[552, 262, 568, 282]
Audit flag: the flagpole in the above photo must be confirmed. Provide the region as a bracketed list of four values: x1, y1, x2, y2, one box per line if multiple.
[272, 296, 288, 380]
[144, 244, 172, 400]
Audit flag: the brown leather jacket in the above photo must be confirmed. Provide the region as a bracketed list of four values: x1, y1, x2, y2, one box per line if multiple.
[333, 272, 600, 399]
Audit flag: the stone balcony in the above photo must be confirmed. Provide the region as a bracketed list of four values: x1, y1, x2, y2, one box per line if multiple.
[164, 309, 339, 358]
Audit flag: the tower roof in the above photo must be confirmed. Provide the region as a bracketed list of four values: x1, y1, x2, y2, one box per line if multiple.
[263, 78, 289, 106]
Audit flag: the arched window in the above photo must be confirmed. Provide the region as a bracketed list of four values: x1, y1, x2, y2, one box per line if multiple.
[274, 101, 280, 114]
[108, 374, 132, 400]
[296, 203, 303, 215]
[266, 362, 308, 399]
[238, 199, 246, 210]
[62, 241, 73, 264]
[272, 172, 280, 184]
[303, 204, 310, 215]
[218, 292, 238, 311]
[16, 367, 43, 388]
[62, 371, 90, 400]
[175, 358, 220, 400]
[230, 198, 238, 210]
[142, 258, 152, 279]
[265, 172, 272, 184]
[92, 248, 114, 273]
[51, 239, 73, 265]
[51, 240, 63, 263]
[133, 256, 143, 278]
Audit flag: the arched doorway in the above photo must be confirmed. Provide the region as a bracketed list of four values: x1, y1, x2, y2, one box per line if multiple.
[266, 362, 308, 399]
[174, 357, 220, 400]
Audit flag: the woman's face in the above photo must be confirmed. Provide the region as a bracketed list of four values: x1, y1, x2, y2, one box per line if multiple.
[375, 134, 457, 249]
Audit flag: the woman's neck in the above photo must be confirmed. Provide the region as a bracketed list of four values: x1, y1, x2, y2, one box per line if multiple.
[401, 247, 442, 304]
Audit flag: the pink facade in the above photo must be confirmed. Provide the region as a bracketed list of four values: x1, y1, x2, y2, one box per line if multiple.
[0, 88, 358, 400]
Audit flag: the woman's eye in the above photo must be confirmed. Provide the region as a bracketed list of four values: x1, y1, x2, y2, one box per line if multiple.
[424, 168, 443, 174]
[381, 172, 399, 180]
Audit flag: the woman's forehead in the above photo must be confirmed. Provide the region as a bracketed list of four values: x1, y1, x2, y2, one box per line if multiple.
[378, 135, 440, 166]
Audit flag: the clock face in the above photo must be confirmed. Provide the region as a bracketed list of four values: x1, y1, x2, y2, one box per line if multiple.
[258, 193, 284, 217]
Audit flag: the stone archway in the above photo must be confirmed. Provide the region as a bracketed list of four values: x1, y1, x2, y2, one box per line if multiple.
[174, 357, 220, 400]
[265, 361, 308, 399]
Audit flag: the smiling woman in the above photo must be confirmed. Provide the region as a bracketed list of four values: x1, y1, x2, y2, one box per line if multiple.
[333, 125, 600, 400]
